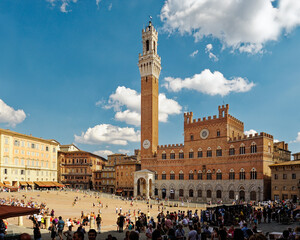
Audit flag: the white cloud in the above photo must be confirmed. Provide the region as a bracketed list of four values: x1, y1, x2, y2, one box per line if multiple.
[108, 3, 112, 11]
[118, 149, 130, 155]
[45, 0, 78, 12]
[205, 44, 219, 62]
[295, 132, 300, 143]
[96, 0, 101, 8]
[0, 99, 26, 127]
[274, 139, 280, 143]
[160, 0, 300, 54]
[74, 124, 140, 145]
[93, 150, 114, 158]
[163, 69, 255, 96]
[102, 86, 182, 126]
[244, 129, 258, 136]
[60, 2, 68, 13]
[190, 50, 198, 57]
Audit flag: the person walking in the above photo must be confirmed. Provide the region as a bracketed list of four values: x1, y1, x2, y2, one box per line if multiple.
[96, 214, 102, 233]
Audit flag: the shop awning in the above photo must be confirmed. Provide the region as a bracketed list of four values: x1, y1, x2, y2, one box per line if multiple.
[116, 189, 123, 193]
[19, 181, 27, 186]
[34, 181, 43, 187]
[3, 181, 11, 186]
[27, 182, 34, 185]
[0, 182, 5, 187]
[0, 205, 39, 219]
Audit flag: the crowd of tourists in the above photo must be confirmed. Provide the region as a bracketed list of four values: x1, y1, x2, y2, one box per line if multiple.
[1, 191, 300, 240]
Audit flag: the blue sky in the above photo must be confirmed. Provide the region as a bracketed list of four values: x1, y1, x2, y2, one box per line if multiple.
[0, 0, 300, 157]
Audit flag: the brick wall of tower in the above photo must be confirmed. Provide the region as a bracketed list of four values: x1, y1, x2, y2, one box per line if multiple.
[141, 75, 159, 159]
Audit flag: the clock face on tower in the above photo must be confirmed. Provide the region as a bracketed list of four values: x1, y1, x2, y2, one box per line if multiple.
[143, 139, 151, 149]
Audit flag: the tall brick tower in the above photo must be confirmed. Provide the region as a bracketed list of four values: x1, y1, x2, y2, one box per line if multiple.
[139, 21, 161, 159]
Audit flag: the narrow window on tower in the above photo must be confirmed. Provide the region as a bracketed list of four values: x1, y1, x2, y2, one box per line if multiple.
[146, 40, 150, 51]
[153, 41, 156, 53]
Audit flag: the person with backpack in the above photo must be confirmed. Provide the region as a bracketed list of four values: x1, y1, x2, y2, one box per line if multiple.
[57, 216, 65, 240]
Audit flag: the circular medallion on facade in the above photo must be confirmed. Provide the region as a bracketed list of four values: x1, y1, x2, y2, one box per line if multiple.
[143, 139, 151, 149]
[200, 129, 209, 139]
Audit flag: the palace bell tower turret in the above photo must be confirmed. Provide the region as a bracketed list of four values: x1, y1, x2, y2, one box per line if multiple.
[139, 21, 161, 160]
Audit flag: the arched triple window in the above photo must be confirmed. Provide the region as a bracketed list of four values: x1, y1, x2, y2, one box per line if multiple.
[170, 171, 175, 180]
[250, 168, 257, 179]
[216, 169, 222, 180]
[197, 170, 203, 180]
[207, 170, 212, 180]
[179, 150, 184, 159]
[162, 171, 166, 180]
[198, 148, 203, 158]
[189, 170, 194, 180]
[207, 147, 212, 157]
[155, 171, 158, 180]
[239, 168, 246, 180]
[229, 169, 235, 180]
[189, 149, 194, 159]
[162, 151, 166, 159]
[240, 144, 245, 154]
[179, 170, 184, 180]
[251, 142, 257, 153]
[170, 150, 175, 159]
[229, 145, 235, 156]
[216, 146, 222, 157]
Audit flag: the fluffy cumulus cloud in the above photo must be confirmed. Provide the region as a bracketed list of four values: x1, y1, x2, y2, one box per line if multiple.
[0, 99, 26, 127]
[163, 69, 255, 96]
[244, 129, 258, 136]
[74, 124, 140, 145]
[93, 150, 114, 158]
[160, 0, 300, 53]
[102, 86, 182, 126]
[205, 44, 219, 61]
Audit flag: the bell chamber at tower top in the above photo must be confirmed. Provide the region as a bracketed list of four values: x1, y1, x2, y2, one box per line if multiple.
[138, 21, 162, 80]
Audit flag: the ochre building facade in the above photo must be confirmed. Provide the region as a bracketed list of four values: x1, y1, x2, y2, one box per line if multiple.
[59, 151, 106, 189]
[0, 128, 59, 188]
[134, 21, 288, 203]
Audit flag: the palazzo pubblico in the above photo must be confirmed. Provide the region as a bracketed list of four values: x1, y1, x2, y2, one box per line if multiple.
[134, 21, 289, 203]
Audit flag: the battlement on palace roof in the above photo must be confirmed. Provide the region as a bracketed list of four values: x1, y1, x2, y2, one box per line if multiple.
[228, 132, 273, 142]
[157, 143, 184, 150]
[184, 104, 243, 126]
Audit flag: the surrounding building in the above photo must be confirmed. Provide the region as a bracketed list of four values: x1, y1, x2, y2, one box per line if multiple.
[270, 160, 300, 201]
[134, 21, 289, 203]
[0, 128, 59, 187]
[59, 144, 80, 152]
[293, 152, 300, 160]
[107, 153, 127, 166]
[115, 159, 141, 197]
[59, 150, 107, 189]
[93, 165, 115, 193]
[273, 141, 291, 163]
